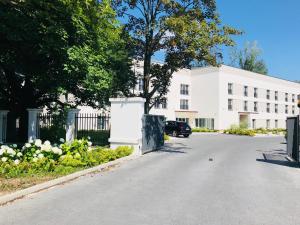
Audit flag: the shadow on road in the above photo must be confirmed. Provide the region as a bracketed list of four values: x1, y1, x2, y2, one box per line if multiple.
[256, 151, 300, 168]
[154, 143, 191, 154]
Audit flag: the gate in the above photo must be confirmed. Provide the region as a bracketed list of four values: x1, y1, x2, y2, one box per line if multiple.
[142, 115, 165, 154]
[75, 113, 110, 146]
[286, 116, 299, 161]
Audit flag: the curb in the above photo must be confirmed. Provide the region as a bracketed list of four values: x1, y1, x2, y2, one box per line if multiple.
[0, 154, 139, 206]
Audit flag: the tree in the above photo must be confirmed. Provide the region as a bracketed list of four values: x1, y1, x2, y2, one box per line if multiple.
[0, 0, 134, 141]
[114, 0, 241, 113]
[230, 41, 268, 75]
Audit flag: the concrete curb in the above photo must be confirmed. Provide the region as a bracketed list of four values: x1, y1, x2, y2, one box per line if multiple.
[0, 154, 139, 206]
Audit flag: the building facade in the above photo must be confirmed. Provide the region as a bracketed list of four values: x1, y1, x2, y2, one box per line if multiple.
[150, 65, 300, 130]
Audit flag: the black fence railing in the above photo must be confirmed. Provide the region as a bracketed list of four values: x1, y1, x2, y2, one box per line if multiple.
[75, 113, 110, 146]
[1, 114, 7, 143]
[37, 113, 66, 142]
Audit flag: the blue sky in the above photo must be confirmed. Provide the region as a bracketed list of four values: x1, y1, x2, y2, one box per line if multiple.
[216, 0, 300, 81]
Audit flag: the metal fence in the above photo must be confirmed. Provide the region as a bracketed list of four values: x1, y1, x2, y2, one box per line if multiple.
[286, 116, 299, 161]
[1, 113, 7, 143]
[37, 113, 66, 142]
[75, 113, 110, 146]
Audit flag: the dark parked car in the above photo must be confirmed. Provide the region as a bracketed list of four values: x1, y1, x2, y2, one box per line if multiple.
[165, 121, 192, 137]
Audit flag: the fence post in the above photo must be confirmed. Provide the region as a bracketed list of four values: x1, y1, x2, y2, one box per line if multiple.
[0, 110, 9, 144]
[66, 109, 80, 143]
[109, 97, 145, 155]
[27, 108, 43, 142]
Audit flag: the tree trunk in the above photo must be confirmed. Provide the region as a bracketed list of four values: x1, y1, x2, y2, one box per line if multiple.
[143, 48, 151, 114]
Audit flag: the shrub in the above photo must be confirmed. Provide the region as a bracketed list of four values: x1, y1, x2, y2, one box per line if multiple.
[254, 128, 268, 134]
[223, 128, 255, 136]
[164, 133, 170, 141]
[239, 121, 248, 129]
[40, 127, 66, 143]
[192, 128, 218, 133]
[253, 128, 286, 135]
[76, 130, 110, 146]
[0, 139, 133, 178]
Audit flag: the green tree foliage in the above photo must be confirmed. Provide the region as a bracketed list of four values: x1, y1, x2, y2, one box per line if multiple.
[0, 0, 134, 140]
[114, 0, 241, 113]
[230, 41, 268, 75]
[0, 0, 134, 111]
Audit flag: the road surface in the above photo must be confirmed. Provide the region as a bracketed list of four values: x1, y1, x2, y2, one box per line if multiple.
[0, 134, 299, 225]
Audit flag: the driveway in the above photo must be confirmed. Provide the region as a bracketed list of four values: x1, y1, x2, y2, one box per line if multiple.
[0, 134, 300, 225]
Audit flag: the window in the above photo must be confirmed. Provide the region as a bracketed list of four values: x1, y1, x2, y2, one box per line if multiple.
[244, 101, 248, 111]
[292, 106, 295, 115]
[275, 104, 278, 114]
[292, 94, 295, 103]
[180, 99, 189, 110]
[285, 105, 288, 114]
[244, 86, 248, 97]
[266, 90, 270, 100]
[254, 102, 258, 112]
[180, 84, 189, 95]
[266, 103, 270, 113]
[275, 120, 278, 129]
[266, 119, 270, 129]
[161, 98, 167, 109]
[166, 121, 176, 127]
[138, 78, 143, 91]
[176, 118, 189, 124]
[154, 100, 160, 109]
[228, 99, 233, 111]
[252, 119, 256, 129]
[195, 118, 214, 129]
[285, 93, 288, 102]
[254, 88, 258, 98]
[275, 91, 278, 101]
[228, 83, 233, 95]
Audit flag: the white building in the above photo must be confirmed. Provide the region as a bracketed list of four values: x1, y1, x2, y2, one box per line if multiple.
[150, 65, 300, 130]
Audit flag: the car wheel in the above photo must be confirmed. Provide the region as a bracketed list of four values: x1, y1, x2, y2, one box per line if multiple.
[172, 131, 178, 137]
[183, 134, 189, 138]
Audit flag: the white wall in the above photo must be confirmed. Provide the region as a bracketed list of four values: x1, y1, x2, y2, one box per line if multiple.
[218, 65, 300, 129]
[60, 64, 300, 131]
[150, 69, 192, 121]
[190, 68, 220, 129]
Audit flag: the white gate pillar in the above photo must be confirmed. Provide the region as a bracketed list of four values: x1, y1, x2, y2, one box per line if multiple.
[0, 110, 9, 143]
[27, 108, 43, 142]
[109, 97, 145, 155]
[66, 109, 80, 143]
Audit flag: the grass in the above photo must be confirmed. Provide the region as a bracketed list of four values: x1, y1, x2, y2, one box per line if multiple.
[0, 166, 84, 195]
[0, 174, 73, 196]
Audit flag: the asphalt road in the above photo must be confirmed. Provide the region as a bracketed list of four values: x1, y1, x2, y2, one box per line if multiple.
[1, 134, 300, 225]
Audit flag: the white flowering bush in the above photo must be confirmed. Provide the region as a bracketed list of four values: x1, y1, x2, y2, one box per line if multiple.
[21, 139, 63, 162]
[0, 138, 133, 178]
[0, 144, 23, 165]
